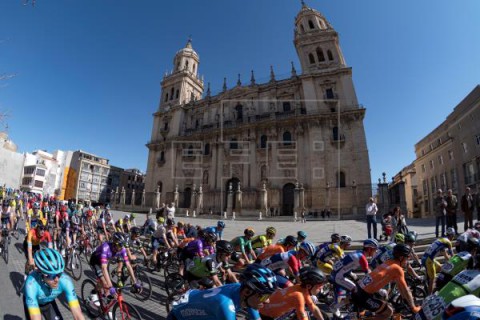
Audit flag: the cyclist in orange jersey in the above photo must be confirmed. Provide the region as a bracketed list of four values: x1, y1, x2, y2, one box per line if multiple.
[256, 235, 297, 263]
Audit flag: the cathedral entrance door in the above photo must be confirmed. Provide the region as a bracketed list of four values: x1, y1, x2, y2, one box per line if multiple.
[225, 178, 240, 210]
[282, 183, 295, 215]
[183, 187, 192, 208]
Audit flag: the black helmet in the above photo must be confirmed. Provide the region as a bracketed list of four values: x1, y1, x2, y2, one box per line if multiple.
[331, 233, 341, 242]
[131, 227, 141, 236]
[216, 240, 234, 254]
[283, 235, 298, 247]
[393, 244, 411, 259]
[166, 219, 175, 226]
[244, 228, 255, 237]
[299, 267, 326, 286]
[240, 264, 278, 294]
[112, 232, 127, 246]
[405, 233, 416, 244]
[203, 231, 217, 243]
[467, 236, 480, 252]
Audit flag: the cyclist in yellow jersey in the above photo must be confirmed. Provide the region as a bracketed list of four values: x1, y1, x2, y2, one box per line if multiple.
[27, 202, 44, 233]
[251, 227, 277, 255]
[314, 235, 351, 274]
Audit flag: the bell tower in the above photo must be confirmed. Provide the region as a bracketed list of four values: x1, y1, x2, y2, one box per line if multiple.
[293, 1, 346, 74]
[159, 39, 204, 111]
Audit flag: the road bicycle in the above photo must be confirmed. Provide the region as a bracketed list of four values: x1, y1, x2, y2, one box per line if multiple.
[108, 257, 152, 301]
[0, 221, 11, 264]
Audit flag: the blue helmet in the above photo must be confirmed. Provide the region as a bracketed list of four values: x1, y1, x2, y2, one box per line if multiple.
[34, 248, 65, 275]
[299, 241, 316, 258]
[240, 264, 278, 294]
[217, 220, 226, 228]
[297, 230, 307, 239]
[363, 238, 379, 249]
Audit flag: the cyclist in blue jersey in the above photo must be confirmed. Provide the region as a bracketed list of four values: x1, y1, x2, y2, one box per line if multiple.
[204, 220, 225, 240]
[167, 263, 278, 320]
[23, 248, 85, 320]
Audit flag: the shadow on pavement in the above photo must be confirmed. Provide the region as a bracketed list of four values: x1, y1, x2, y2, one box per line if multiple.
[14, 243, 24, 254]
[4, 315, 23, 320]
[134, 304, 167, 320]
[9, 271, 24, 296]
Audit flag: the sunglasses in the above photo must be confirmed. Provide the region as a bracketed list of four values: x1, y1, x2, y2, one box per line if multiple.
[43, 273, 62, 281]
[258, 294, 270, 302]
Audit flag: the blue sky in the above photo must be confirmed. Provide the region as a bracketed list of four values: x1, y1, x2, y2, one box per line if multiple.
[0, 0, 479, 184]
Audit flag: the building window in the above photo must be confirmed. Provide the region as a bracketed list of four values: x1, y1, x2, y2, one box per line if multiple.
[260, 135, 267, 149]
[430, 177, 436, 194]
[193, 64, 196, 74]
[327, 50, 334, 61]
[176, 90, 179, 99]
[22, 177, 32, 185]
[283, 131, 292, 146]
[24, 167, 35, 175]
[170, 87, 174, 100]
[316, 48, 325, 62]
[165, 93, 168, 102]
[188, 145, 193, 155]
[230, 138, 238, 150]
[462, 142, 468, 153]
[438, 138, 442, 145]
[34, 180, 43, 188]
[430, 144, 434, 151]
[326, 88, 335, 99]
[204, 143, 210, 155]
[283, 102, 291, 112]
[448, 150, 454, 160]
[430, 160, 434, 169]
[450, 169, 458, 190]
[476, 134, 480, 145]
[35, 168, 46, 176]
[421, 164, 426, 173]
[235, 104, 243, 120]
[336, 171, 346, 188]
[308, 20, 315, 29]
[440, 172, 447, 191]
[438, 155, 443, 165]
[308, 53, 315, 64]
[160, 151, 165, 161]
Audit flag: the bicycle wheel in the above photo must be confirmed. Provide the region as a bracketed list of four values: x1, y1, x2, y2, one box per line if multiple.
[68, 251, 83, 281]
[112, 300, 142, 320]
[164, 272, 186, 297]
[132, 269, 152, 301]
[81, 279, 102, 318]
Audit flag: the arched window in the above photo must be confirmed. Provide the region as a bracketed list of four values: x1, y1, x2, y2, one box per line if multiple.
[160, 151, 165, 161]
[333, 127, 339, 140]
[336, 171, 346, 188]
[260, 135, 267, 149]
[164, 122, 168, 130]
[176, 90, 179, 99]
[327, 50, 334, 61]
[193, 64, 196, 74]
[283, 131, 292, 146]
[188, 145, 193, 155]
[230, 138, 238, 150]
[164, 93, 169, 102]
[316, 48, 325, 62]
[308, 53, 315, 64]
[283, 102, 291, 112]
[170, 87, 174, 100]
[308, 20, 315, 29]
[204, 143, 210, 155]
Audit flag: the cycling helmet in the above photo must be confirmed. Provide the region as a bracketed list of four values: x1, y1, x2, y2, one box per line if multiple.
[363, 238, 379, 249]
[475, 222, 480, 231]
[1, 200, 8, 207]
[283, 235, 298, 247]
[467, 237, 480, 252]
[177, 221, 184, 228]
[131, 227, 141, 236]
[393, 244, 411, 259]
[340, 235, 352, 245]
[33, 202, 41, 209]
[216, 240, 234, 255]
[297, 231, 307, 239]
[166, 218, 175, 226]
[124, 214, 130, 220]
[130, 213, 137, 219]
[299, 267, 326, 286]
[240, 264, 278, 294]
[217, 220, 226, 228]
[331, 233, 341, 242]
[59, 205, 67, 212]
[299, 241, 316, 258]
[405, 233, 416, 244]
[446, 227, 456, 237]
[157, 217, 165, 224]
[203, 231, 217, 243]
[244, 228, 255, 237]
[395, 233, 405, 244]
[112, 232, 127, 246]
[34, 248, 65, 275]
[266, 226, 277, 235]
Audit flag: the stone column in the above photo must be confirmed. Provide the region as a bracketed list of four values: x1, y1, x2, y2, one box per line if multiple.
[196, 186, 203, 214]
[115, 187, 119, 205]
[294, 181, 300, 213]
[190, 184, 197, 211]
[121, 187, 126, 206]
[141, 189, 146, 207]
[235, 182, 242, 215]
[260, 182, 268, 216]
[227, 182, 233, 216]
[131, 189, 136, 208]
[112, 189, 117, 206]
[351, 180, 358, 215]
[173, 185, 179, 208]
[299, 183, 305, 210]
[155, 186, 160, 209]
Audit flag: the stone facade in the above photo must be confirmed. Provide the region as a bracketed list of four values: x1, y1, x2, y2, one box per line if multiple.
[0, 132, 23, 189]
[145, 4, 372, 217]
[414, 85, 480, 217]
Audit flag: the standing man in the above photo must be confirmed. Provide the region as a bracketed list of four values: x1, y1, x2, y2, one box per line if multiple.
[445, 189, 458, 234]
[434, 189, 447, 238]
[461, 187, 474, 231]
[166, 202, 175, 220]
[366, 197, 378, 240]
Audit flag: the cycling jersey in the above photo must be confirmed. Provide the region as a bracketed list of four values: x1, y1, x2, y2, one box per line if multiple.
[259, 284, 316, 320]
[26, 229, 52, 247]
[167, 283, 259, 320]
[370, 242, 396, 269]
[230, 236, 253, 256]
[256, 244, 285, 262]
[260, 250, 301, 277]
[250, 234, 273, 250]
[331, 251, 369, 291]
[204, 226, 223, 240]
[186, 253, 229, 278]
[422, 238, 453, 263]
[183, 239, 214, 259]
[359, 260, 407, 293]
[90, 242, 129, 265]
[1, 207, 12, 219]
[27, 209, 44, 231]
[24, 271, 79, 316]
[314, 242, 344, 264]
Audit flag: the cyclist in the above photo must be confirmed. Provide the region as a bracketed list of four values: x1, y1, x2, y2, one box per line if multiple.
[167, 263, 278, 320]
[126, 226, 149, 262]
[55, 205, 70, 251]
[27, 202, 44, 233]
[204, 220, 226, 240]
[186, 240, 238, 287]
[0, 199, 12, 246]
[151, 217, 178, 266]
[297, 231, 307, 244]
[260, 241, 316, 288]
[260, 267, 327, 320]
[23, 248, 85, 320]
[256, 235, 297, 262]
[353, 244, 421, 320]
[422, 227, 455, 294]
[251, 227, 277, 255]
[456, 224, 480, 252]
[314, 235, 351, 275]
[370, 233, 405, 269]
[231, 228, 257, 264]
[89, 232, 141, 299]
[95, 210, 114, 242]
[24, 219, 53, 269]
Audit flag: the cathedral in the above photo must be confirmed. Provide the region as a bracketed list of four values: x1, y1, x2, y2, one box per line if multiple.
[145, 3, 372, 218]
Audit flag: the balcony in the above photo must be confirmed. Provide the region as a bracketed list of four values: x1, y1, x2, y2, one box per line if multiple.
[331, 134, 345, 147]
[323, 93, 339, 105]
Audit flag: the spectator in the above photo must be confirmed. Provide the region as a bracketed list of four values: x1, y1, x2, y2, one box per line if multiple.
[365, 197, 378, 239]
[445, 189, 458, 234]
[475, 191, 480, 222]
[392, 206, 408, 238]
[166, 202, 175, 220]
[156, 203, 166, 220]
[461, 187, 475, 231]
[434, 189, 447, 237]
[301, 209, 306, 223]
